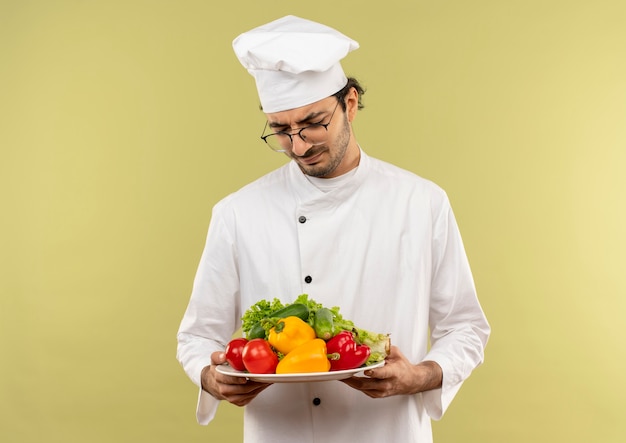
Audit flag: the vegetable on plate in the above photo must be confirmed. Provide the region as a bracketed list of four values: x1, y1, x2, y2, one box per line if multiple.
[241, 338, 279, 374]
[224, 337, 248, 371]
[276, 338, 331, 374]
[267, 316, 316, 355]
[228, 294, 390, 375]
[326, 330, 371, 371]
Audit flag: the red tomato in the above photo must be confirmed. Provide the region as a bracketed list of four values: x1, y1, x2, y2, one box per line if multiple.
[224, 338, 248, 371]
[242, 339, 278, 374]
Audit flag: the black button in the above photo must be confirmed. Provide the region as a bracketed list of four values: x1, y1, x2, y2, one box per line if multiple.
[298, 216, 307, 223]
[312, 397, 321, 406]
[304, 275, 312, 284]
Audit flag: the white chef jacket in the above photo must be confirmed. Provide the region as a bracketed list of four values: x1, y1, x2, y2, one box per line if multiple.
[177, 149, 490, 442]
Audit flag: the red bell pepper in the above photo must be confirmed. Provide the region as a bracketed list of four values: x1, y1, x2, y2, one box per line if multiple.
[326, 330, 371, 371]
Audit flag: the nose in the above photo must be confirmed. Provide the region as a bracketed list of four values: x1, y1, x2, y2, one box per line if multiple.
[290, 133, 311, 157]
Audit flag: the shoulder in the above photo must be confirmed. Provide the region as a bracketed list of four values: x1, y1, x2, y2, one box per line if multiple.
[366, 155, 449, 203]
[213, 163, 292, 213]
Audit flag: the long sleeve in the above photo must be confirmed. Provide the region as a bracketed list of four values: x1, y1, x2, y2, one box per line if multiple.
[422, 200, 490, 419]
[176, 200, 242, 424]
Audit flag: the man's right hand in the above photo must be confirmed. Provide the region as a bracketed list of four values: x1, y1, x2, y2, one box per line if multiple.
[201, 351, 272, 407]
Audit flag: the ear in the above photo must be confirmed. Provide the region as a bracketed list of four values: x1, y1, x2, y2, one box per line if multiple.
[345, 87, 359, 122]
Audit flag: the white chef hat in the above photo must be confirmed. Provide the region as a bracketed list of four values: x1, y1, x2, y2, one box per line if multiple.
[232, 15, 359, 113]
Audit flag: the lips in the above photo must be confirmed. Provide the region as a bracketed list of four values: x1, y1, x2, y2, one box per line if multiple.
[299, 150, 324, 165]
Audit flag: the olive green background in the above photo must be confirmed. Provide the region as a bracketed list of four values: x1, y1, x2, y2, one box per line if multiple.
[1, 0, 625, 442]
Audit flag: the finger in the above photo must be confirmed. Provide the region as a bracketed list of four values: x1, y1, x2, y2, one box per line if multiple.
[387, 345, 401, 357]
[243, 381, 272, 391]
[340, 378, 388, 398]
[341, 376, 379, 390]
[223, 380, 270, 395]
[381, 346, 404, 365]
[229, 390, 263, 407]
[340, 376, 362, 389]
[224, 383, 272, 406]
[216, 373, 249, 385]
[211, 351, 226, 365]
[362, 365, 390, 380]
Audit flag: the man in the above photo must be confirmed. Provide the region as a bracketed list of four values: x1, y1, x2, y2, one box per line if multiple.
[177, 15, 490, 442]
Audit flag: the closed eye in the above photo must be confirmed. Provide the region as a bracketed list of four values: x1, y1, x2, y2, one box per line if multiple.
[270, 119, 326, 134]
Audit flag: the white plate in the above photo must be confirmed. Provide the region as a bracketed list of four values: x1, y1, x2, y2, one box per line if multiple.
[216, 360, 385, 383]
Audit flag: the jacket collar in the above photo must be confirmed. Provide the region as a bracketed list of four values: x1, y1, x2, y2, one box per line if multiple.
[288, 147, 369, 209]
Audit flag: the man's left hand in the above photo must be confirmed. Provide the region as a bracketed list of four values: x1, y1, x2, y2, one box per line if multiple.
[340, 346, 443, 398]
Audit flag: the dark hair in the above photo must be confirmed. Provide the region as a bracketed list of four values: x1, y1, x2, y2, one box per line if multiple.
[333, 77, 366, 111]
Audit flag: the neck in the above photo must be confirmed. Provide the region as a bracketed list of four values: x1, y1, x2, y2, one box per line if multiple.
[324, 136, 361, 178]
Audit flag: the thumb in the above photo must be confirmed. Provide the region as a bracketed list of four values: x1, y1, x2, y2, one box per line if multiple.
[385, 345, 402, 361]
[211, 351, 226, 365]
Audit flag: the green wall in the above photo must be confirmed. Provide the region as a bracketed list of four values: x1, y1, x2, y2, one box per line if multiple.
[1, 1, 625, 441]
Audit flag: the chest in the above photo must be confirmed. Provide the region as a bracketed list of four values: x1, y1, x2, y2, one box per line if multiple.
[234, 190, 435, 330]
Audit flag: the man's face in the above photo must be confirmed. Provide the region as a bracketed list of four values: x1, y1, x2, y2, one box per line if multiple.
[264, 96, 357, 178]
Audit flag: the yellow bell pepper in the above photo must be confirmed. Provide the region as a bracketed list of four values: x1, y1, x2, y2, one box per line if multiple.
[267, 316, 316, 354]
[276, 338, 331, 374]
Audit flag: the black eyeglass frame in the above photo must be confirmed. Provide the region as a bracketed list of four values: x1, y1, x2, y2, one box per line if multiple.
[260, 100, 340, 152]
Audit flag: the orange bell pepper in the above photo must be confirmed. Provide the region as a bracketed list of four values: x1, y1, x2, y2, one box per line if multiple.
[275, 338, 331, 374]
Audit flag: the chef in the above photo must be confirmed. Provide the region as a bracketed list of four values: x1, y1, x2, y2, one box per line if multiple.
[177, 15, 490, 442]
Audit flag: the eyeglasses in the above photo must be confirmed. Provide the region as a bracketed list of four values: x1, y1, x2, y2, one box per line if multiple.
[260, 101, 340, 152]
